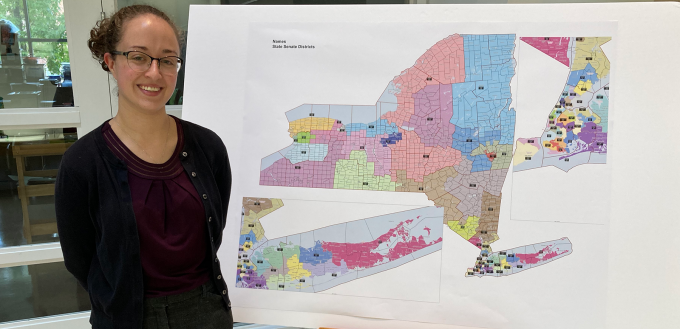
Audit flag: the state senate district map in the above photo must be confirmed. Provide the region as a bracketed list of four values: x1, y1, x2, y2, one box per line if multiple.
[236, 35, 610, 292]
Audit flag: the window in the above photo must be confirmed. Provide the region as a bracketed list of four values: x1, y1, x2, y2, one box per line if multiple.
[0, 127, 77, 248]
[0, 0, 73, 109]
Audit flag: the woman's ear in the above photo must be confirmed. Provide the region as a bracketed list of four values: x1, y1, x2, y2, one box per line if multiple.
[103, 52, 117, 78]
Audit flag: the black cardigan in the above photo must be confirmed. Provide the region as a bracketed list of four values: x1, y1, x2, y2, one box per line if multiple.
[55, 117, 232, 329]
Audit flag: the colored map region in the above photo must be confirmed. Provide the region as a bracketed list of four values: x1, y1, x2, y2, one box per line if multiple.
[236, 198, 444, 292]
[258, 34, 582, 280]
[514, 37, 610, 172]
[466, 238, 573, 277]
[260, 34, 514, 253]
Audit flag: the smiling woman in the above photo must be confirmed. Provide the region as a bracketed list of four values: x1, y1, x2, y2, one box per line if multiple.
[54, 5, 233, 329]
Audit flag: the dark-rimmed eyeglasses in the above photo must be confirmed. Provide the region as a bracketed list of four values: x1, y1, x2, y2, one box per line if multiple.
[110, 50, 183, 75]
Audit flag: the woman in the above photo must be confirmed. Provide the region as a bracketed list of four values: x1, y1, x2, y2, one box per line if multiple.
[55, 5, 233, 329]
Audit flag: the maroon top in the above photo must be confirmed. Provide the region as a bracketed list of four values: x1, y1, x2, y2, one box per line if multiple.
[102, 117, 210, 297]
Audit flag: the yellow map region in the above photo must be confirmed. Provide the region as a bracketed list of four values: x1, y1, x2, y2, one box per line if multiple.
[574, 80, 593, 95]
[241, 199, 284, 243]
[448, 216, 480, 240]
[513, 141, 539, 166]
[286, 254, 312, 281]
[572, 37, 611, 79]
[288, 117, 336, 137]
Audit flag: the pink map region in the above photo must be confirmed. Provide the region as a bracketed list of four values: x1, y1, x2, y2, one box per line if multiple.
[516, 245, 570, 265]
[520, 37, 571, 67]
[259, 138, 347, 188]
[383, 34, 466, 127]
[308, 121, 347, 144]
[261, 121, 402, 186]
[388, 129, 462, 182]
[321, 220, 441, 270]
[517, 137, 542, 149]
[338, 129, 393, 176]
[406, 83, 456, 149]
[310, 121, 395, 176]
[414, 34, 466, 84]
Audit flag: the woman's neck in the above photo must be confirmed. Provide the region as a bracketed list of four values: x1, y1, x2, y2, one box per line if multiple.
[114, 107, 169, 138]
[110, 107, 177, 164]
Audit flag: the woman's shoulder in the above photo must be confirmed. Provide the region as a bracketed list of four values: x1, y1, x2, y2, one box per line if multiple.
[177, 117, 225, 150]
[61, 124, 105, 170]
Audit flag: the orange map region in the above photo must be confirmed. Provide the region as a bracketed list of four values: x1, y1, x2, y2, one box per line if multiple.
[388, 129, 463, 182]
[383, 34, 466, 127]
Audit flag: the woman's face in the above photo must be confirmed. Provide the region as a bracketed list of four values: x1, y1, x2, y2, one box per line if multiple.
[104, 14, 180, 115]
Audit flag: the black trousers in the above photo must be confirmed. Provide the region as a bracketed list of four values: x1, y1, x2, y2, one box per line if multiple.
[142, 280, 233, 329]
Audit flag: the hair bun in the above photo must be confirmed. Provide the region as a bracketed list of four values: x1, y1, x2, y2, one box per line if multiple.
[87, 5, 181, 73]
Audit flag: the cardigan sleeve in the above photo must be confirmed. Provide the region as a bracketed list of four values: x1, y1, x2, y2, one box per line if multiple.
[214, 141, 232, 247]
[55, 158, 96, 291]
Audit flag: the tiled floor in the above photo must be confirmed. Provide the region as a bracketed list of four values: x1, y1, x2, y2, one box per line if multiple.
[0, 262, 91, 323]
[0, 192, 24, 248]
[0, 192, 60, 249]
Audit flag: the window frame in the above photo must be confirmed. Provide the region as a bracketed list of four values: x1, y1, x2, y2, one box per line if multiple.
[0, 0, 114, 241]
[0, 0, 116, 326]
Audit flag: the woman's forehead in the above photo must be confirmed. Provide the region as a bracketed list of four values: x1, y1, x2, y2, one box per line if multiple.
[119, 14, 179, 50]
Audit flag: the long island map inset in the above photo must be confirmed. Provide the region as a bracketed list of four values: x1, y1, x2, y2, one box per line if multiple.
[246, 34, 608, 287]
[236, 197, 444, 292]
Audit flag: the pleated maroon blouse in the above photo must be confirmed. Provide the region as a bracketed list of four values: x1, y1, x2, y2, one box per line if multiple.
[102, 117, 211, 297]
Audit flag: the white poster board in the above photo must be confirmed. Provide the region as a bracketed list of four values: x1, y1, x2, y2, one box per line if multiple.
[182, 3, 680, 329]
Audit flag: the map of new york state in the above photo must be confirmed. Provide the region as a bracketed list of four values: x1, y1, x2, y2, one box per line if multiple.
[237, 35, 610, 291]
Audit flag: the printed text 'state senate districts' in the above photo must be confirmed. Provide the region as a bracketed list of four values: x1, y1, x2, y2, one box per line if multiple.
[273, 39, 315, 49]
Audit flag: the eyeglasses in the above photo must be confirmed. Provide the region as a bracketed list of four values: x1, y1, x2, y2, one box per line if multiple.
[110, 50, 183, 74]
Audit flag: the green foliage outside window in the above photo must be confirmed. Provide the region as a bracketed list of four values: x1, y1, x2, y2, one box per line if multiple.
[0, 0, 68, 75]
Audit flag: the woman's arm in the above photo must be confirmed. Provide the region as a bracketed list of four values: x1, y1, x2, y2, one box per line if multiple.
[55, 160, 96, 290]
[214, 141, 232, 247]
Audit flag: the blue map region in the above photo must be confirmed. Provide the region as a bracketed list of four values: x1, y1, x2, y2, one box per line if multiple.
[463, 34, 515, 82]
[567, 63, 600, 86]
[477, 114, 503, 144]
[499, 108, 516, 145]
[345, 119, 399, 138]
[299, 241, 333, 266]
[564, 130, 578, 152]
[380, 132, 402, 147]
[251, 251, 272, 276]
[565, 130, 576, 143]
[451, 126, 479, 156]
[239, 230, 258, 245]
[471, 154, 492, 172]
[284, 143, 329, 164]
[590, 95, 609, 132]
[449, 34, 516, 172]
[450, 82, 479, 129]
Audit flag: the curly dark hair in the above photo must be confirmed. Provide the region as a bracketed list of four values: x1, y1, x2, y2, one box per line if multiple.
[87, 5, 181, 72]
